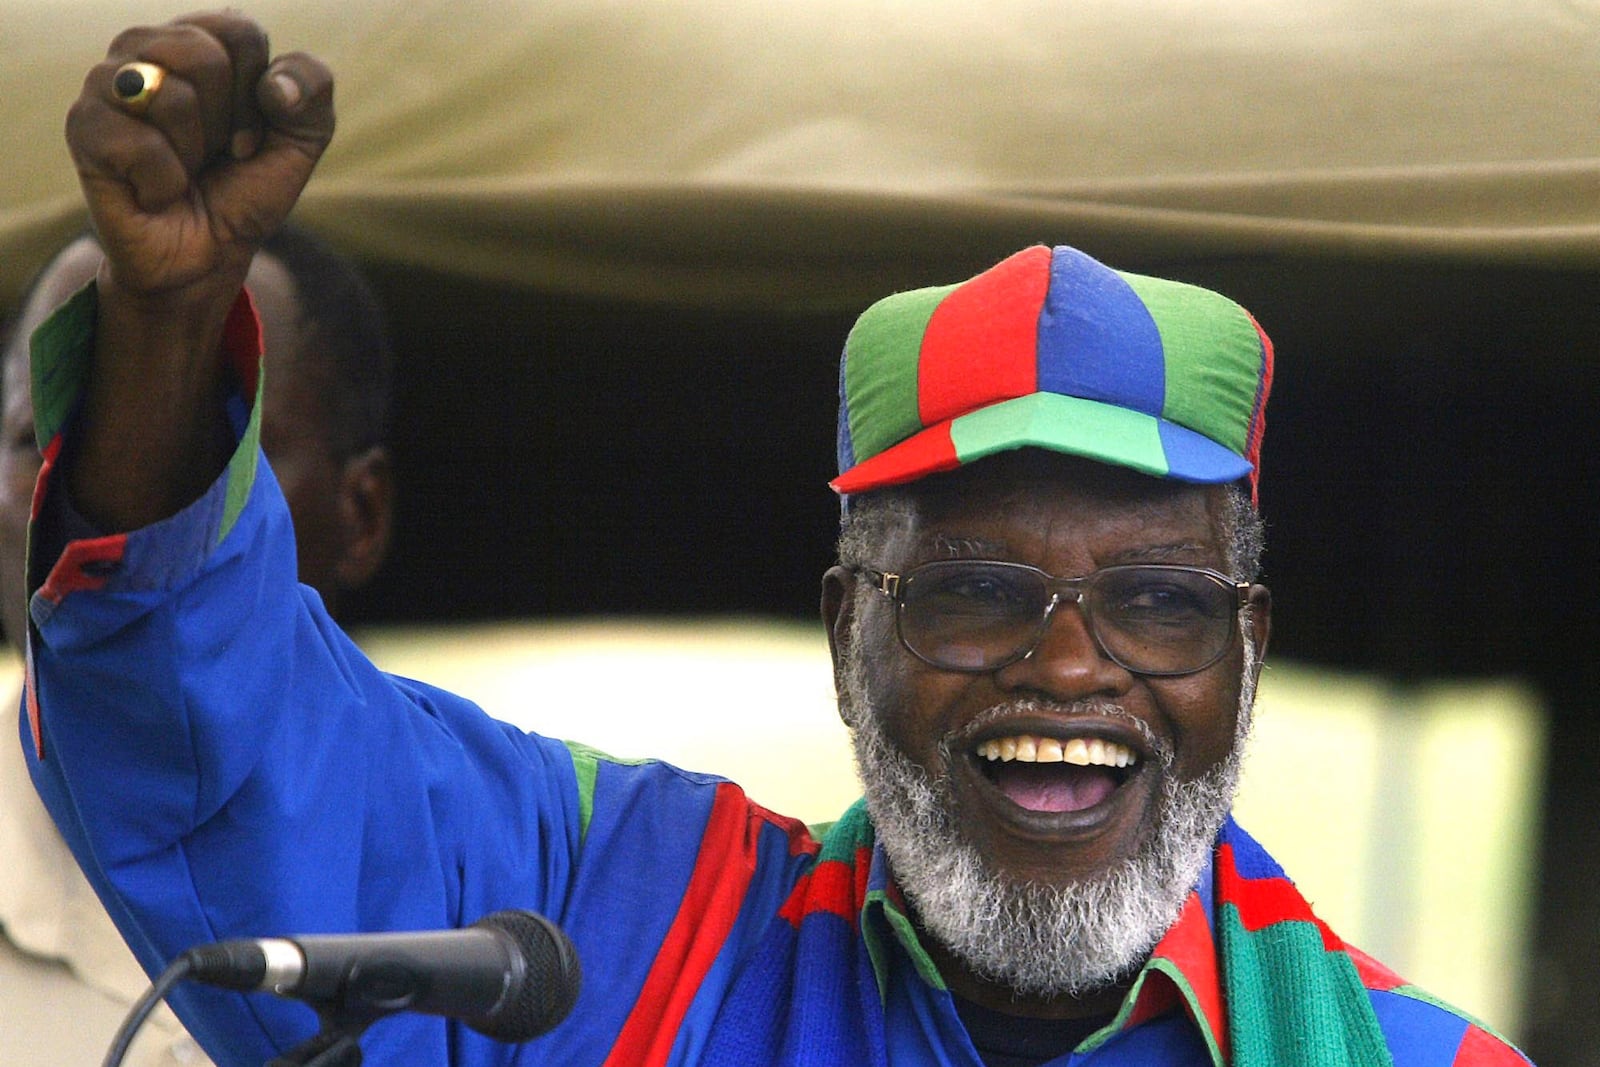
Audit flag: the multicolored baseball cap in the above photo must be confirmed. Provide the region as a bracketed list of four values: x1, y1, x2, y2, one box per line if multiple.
[832, 245, 1274, 504]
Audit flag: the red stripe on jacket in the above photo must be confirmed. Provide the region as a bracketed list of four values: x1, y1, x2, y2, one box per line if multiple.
[602, 783, 811, 1067]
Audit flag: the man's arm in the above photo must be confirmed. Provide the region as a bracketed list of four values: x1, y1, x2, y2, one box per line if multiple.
[22, 16, 589, 1065]
[28, 16, 825, 1067]
[62, 11, 331, 531]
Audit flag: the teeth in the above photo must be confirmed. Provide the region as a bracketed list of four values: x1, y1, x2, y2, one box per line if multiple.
[976, 734, 1138, 769]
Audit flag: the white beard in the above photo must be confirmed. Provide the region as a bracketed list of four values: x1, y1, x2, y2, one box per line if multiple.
[842, 621, 1257, 999]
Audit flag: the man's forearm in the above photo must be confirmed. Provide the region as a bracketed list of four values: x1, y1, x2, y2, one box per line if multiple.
[65, 267, 240, 533]
[58, 11, 333, 533]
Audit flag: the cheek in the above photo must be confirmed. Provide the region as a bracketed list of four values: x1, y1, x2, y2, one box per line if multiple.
[0, 449, 39, 504]
[852, 609, 921, 735]
[1157, 673, 1246, 778]
[852, 597, 1005, 772]
[862, 643, 972, 770]
[270, 461, 341, 575]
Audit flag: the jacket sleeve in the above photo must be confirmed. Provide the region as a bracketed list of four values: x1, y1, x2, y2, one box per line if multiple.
[19, 283, 585, 1067]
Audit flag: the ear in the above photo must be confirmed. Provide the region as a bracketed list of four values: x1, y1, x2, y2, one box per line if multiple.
[332, 445, 395, 592]
[821, 565, 858, 726]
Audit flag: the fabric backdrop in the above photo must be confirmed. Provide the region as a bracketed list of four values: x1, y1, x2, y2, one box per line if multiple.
[3, 0, 1597, 312]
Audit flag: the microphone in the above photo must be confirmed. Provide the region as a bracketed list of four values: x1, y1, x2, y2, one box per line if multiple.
[179, 910, 581, 1042]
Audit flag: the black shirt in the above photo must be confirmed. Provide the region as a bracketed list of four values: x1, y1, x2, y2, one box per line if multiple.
[953, 994, 1116, 1067]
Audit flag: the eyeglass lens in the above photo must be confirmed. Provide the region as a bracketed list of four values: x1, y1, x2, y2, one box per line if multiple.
[895, 561, 1238, 675]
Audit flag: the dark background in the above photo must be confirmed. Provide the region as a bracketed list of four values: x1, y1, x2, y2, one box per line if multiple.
[343, 248, 1596, 1063]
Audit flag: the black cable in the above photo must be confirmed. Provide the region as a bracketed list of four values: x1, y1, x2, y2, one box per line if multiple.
[101, 955, 194, 1067]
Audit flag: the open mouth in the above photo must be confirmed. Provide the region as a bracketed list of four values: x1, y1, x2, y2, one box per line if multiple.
[971, 734, 1140, 814]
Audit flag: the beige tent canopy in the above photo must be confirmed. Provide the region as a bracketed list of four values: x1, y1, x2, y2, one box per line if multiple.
[3, 0, 1596, 313]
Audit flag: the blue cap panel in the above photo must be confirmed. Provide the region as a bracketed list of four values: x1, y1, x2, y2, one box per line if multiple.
[1036, 247, 1166, 418]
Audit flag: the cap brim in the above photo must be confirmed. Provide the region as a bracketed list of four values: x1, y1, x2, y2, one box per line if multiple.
[831, 392, 1253, 495]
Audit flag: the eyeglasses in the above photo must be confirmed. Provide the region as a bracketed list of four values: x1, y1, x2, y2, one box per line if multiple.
[860, 560, 1250, 677]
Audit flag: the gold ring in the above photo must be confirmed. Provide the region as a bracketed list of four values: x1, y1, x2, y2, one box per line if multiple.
[112, 61, 166, 115]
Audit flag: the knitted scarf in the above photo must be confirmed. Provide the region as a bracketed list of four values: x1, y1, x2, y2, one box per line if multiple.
[1212, 819, 1395, 1066]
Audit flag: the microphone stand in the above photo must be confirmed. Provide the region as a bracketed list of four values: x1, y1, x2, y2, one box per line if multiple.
[267, 1033, 362, 1066]
[265, 1013, 370, 1066]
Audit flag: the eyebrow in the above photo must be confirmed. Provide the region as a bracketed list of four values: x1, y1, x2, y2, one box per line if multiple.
[1106, 542, 1213, 565]
[924, 536, 1214, 565]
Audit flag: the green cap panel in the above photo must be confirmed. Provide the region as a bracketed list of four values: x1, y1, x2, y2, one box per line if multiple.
[949, 392, 1171, 477]
[843, 283, 955, 463]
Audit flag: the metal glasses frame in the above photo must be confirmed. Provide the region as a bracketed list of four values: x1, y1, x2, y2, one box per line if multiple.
[860, 560, 1251, 677]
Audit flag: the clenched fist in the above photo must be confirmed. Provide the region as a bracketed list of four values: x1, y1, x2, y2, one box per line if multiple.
[67, 10, 334, 302]
[59, 11, 335, 532]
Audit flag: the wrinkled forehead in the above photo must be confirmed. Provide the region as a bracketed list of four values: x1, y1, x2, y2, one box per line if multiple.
[913, 449, 1218, 514]
[889, 450, 1230, 559]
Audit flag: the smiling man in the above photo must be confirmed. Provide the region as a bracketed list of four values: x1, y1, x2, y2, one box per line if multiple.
[820, 246, 1278, 1055]
[22, 12, 1531, 1067]
[805, 246, 1526, 1064]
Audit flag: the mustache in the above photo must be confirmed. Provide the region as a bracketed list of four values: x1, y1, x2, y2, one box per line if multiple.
[944, 698, 1175, 770]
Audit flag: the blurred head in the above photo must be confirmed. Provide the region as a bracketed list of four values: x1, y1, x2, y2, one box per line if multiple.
[820, 246, 1273, 1014]
[0, 227, 395, 645]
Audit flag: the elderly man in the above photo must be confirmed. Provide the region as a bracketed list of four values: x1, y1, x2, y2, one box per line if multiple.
[0, 226, 395, 1066]
[21, 11, 1528, 1067]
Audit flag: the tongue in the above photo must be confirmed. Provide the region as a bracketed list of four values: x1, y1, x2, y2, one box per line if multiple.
[992, 763, 1119, 813]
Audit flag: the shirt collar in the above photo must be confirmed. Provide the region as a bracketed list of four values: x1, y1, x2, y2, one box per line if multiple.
[855, 817, 1230, 1066]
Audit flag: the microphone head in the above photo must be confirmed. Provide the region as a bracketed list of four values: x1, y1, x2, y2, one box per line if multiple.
[468, 910, 582, 1042]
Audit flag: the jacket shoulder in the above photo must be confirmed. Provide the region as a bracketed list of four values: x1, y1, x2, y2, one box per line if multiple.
[1348, 946, 1533, 1066]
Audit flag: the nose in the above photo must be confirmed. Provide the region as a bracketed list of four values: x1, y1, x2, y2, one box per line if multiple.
[992, 593, 1133, 699]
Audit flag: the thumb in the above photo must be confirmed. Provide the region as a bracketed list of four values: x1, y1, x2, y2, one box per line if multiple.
[207, 52, 335, 243]
[257, 51, 334, 147]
